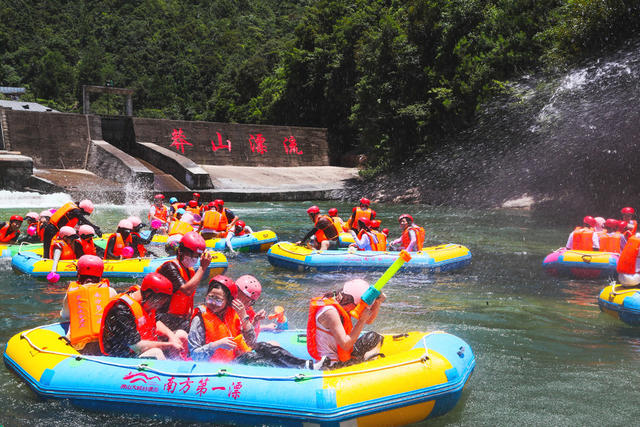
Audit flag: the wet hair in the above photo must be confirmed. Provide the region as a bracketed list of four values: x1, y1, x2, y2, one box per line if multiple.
[322, 290, 354, 306]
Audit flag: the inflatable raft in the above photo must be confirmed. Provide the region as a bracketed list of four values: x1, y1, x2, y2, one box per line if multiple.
[11, 251, 228, 280]
[1, 242, 44, 258]
[598, 283, 640, 325]
[4, 324, 475, 425]
[99, 229, 278, 253]
[542, 248, 618, 279]
[267, 242, 472, 272]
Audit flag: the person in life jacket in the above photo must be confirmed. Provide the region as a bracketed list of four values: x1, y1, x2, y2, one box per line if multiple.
[369, 220, 388, 250]
[198, 199, 235, 239]
[224, 220, 254, 254]
[47, 225, 84, 279]
[127, 215, 157, 258]
[100, 272, 188, 359]
[43, 199, 101, 259]
[168, 197, 180, 217]
[347, 198, 377, 233]
[60, 255, 116, 352]
[327, 208, 348, 232]
[166, 211, 195, 253]
[0, 215, 24, 243]
[36, 210, 51, 242]
[598, 218, 627, 254]
[189, 275, 323, 369]
[155, 231, 212, 331]
[192, 192, 203, 212]
[617, 232, 640, 286]
[235, 275, 266, 337]
[185, 200, 202, 224]
[348, 218, 382, 251]
[76, 224, 105, 258]
[389, 214, 425, 252]
[307, 279, 385, 368]
[621, 207, 637, 239]
[566, 216, 600, 251]
[298, 205, 340, 250]
[104, 219, 135, 260]
[148, 194, 169, 233]
[17, 212, 40, 243]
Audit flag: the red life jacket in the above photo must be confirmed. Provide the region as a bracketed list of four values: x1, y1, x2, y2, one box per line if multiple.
[50, 238, 76, 260]
[246, 305, 260, 336]
[49, 202, 79, 229]
[201, 210, 227, 232]
[617, 234, 640, 274]
[36, 222, 46, 241]
[99, 290, 157, 355]
[77, 238, 97, 256]
[348, 207, 374, 230]
[0, 224, 19, 243]
[599, 232, 623, 253]
[401, 224, 425, 251]
[130, 232, 147, 257]
[158, 259, 195, 317]
[192, 305, 251, 362]
[149, 205, 168, 222]
[357, 229, 379, 251]
[307, 296, 353, 362]
[67, 279, 112, 348]
[104, 233, 130, 259]
[314, 215, 338, 243]
[372, 230, 387, 251]
[571, 227, 595, 250]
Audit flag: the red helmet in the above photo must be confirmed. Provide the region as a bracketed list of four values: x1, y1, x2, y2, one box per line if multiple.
[605, 218, 619, 229]
[307, 205, 320, 215]
[188, 200, 198, 207]
[154, 194, 165, 200]
[359, 198, 371, 206]
[328, 208, 338, 217]
[77, 255, 104, 277]
[9, 215, 23, 222]
[180, 231, 206, 254]
[208, 201, 216, 208]
[583, 216, 596, 227]
[236, 275, 262, 300]
[398, 214, 413, 223]
[78, 225, 95, 236]
[79, 200, 94, 214]
[193, 192, 201, 198]
[621, 207, 635, 215]
[209, 275, 238, 298]
[618, 220, 628, 232]
[370, 219, 381, 229]
[382, 228, 389, 235]
[236, 220, 246, 229]
[141, 272, 173, 295]
[358, 217, 371, 228]
[214, 199, 224, 207]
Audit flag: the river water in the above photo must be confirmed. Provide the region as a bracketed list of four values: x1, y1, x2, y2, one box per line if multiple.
[0, 191, 638, 426]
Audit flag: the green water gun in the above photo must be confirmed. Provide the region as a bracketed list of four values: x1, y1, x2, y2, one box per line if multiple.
[350, 250, 412, 319]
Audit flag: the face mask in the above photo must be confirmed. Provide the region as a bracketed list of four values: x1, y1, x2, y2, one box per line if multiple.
[181, 255, 198, 268]
[206, 297, 225, 307]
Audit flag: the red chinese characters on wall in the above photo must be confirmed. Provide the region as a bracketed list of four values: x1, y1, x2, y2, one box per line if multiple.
[248, 134, 268, 154]
[170, 128, 193, 154]
[283, 136, 303, 155]
[211, 132, 232, 152]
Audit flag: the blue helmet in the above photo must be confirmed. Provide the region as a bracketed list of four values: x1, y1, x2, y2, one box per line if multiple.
[169, 197, 178, 204]
[176, 208, 186, 215]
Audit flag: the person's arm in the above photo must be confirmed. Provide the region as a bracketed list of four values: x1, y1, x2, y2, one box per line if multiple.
[76, 211, 102, 237]
[231, 299, 256, 347]
[188, 314, 238, 361]
[50, 247, 63, 274]
[225, 231, 236, 253]
[349, 230, 368, 249]
[245, 225, 253, 234]
[566, 232, 573, 249]
[95, 245, 105, 258]
[318, 305, 374, 353]
[406, 229, 418, 251]
[104, 236, 119, 260]
[592, 232, 600, 251]
[298, 228, 318, 245]
[72, 240, 84, 258]
[178, 252, 212, 297]
[620, 236, 628, 251]
[137, 229, 157, 245]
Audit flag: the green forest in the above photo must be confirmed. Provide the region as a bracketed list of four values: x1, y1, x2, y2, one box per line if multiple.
[1, 0, 638, 168]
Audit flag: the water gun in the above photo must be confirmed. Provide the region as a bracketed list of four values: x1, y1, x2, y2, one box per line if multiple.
[349, 250, 412, 319]
[268, 306, 289, 330]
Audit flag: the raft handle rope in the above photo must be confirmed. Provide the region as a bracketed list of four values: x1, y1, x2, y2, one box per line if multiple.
[279, 242, 456, 257]
[610, 283, 640, 296]
[18, 324, 436, 381]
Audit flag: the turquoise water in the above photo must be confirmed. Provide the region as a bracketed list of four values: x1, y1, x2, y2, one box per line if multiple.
[1, 192, 639, 426]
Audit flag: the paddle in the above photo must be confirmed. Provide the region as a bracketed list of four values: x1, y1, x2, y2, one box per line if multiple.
[349, 250, 412, 319]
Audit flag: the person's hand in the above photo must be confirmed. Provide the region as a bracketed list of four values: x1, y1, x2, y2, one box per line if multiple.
[231, 299, 247, 319]
[169, 336, 185, 352]
[199, 251, 212, 269]
[357, 305, 374, 323]
[95, 227, 103, 238]
[254, 309, 267, 322]
[377, 292, 387, 303]
[214, 337, 237, 350]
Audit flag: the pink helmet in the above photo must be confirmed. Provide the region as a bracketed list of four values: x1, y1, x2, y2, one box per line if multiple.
[236, 275, 262, 300]
[127, 216, 142, 228]
[209, 275, 238, 298]
[59, 226, 77, 238]
[78, 225, 95, 236]
[342, 279, 369, 305]
[78, 199, 94, 214]
[307, 205, 320, 214]
[328, 208, 338, 217]
[39, 210, 52, 218]
[118, 219, 133, 230]
[180, 231, 206, 254]
[77, 255, 104, 277]
[594, 217, 605, 230]
[25, 212, 39, 221]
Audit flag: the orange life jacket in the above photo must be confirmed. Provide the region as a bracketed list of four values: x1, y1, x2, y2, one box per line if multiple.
[104, 233, 130, 259]
[330, 216, 348, 233]
[49, 202, 79, 229]
[149, 205, 168, 222]
[159, 259, 195, 317]
[357, 229, 379, 251]
[67, 279, 112, 348]
[37, 222, 46, 241]
[193, 305, 251, 362]
[372, 230, 387, 251]
[99, 290, 158, 355]
[130, 232, 147, 257]
[617, 234, 640, 274]
[186, 206, 201, 216]
[401, 224, 425, 251]
[76, 238, 97, 256]
[168, 220, 194, 236]
[348, 207, 374, 230]
[0, 224, 19, 243]
[314, 215, 338, 243]
[307, 296, 353, 362]
[201, 210, 228, 232]
[50, 238, 76, 260]
[599, 232, 623, 253]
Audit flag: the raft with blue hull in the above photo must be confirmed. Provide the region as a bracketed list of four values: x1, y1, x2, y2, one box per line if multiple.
[4, 324, 475, 425]
[542, 248, 618, 279]
[598, 283, 640, 325]
[267, 242, 471, 272]
[11, 251, 227, 280]
[1, 242, 44, 258]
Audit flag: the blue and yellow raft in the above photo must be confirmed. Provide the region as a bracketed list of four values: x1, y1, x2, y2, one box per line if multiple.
[267, 242, 472, 272]
[4, 324, 475, 425]
[598, 283, 640, 325]
[11, 251, 228, 280]
[542, 248, 618, 279]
